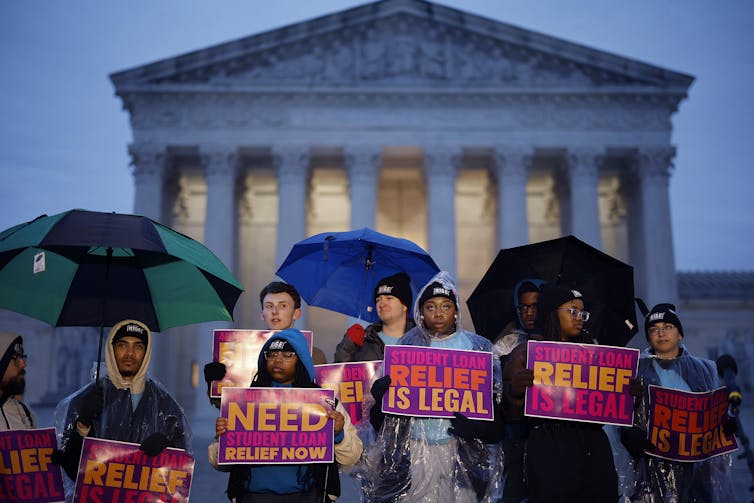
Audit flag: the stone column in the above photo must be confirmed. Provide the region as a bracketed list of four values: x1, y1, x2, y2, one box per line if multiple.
[201, 146, 238, 271]
[633, 146, 678, 304]
[563, 147, 602, 248]
[345, 146, 381, 230]
[424, 146, 460, 278]
[494, 147, 531, 249]
[128, 143, 166, 222]
[273, 146, 310, 269]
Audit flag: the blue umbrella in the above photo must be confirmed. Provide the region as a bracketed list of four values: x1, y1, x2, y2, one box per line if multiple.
[276, 228, 439, 323]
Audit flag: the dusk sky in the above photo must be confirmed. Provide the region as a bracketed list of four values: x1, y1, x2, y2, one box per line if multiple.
[1, 1, 752, 271]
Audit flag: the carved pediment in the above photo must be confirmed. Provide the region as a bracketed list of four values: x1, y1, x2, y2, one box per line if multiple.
[111, 0, 692, 92]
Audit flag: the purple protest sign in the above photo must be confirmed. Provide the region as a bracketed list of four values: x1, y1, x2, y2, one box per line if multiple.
[0, 427, 64, 502]
[315, 361, 381, 427]
[210, 329, 313, 397]
[381, 346, 494, 420]
[219, 387, 335, 465]
[647, 385, 738, 462]
[524, 341, 639, 426]
[73, 437, 194, 502]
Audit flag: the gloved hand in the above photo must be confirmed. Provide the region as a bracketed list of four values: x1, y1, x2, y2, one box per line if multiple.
[628, 378, 644, 398]
[620, 426, 655, 459]
[723, 415, 738, 437]
[448, 412, 479, 440]
[139, 433, 170, 456]
[345, 324, 366, 346]
[51, 449, 64, 466]
[511, 369, 534, 398]
[77, 385, 104, 428]
[203, 362, 227, 385]
[369, 375, 391, 431]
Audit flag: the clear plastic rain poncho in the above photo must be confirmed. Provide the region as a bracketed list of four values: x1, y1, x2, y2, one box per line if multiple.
[55, 320, 192, 498]
[355, 272, 504, 503]
[614, 344, 735, 502]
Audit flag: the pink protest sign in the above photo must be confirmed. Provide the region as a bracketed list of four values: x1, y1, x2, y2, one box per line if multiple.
[73, 437, 194, 502]
[381, 346, 494, 420]
[525, 341, 639, 426]
[315, 361, 381, 427]
[210, 329, 313, 397]
[0, 427, 64, 502]
[219, 387, 335, 465]
[647, 385, 738, 462]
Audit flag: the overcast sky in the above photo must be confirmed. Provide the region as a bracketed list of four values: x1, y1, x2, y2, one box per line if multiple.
[1, 0, 752, 271]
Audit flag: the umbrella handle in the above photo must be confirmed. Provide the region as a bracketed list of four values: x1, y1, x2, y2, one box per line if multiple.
[95, 247, 113, 383]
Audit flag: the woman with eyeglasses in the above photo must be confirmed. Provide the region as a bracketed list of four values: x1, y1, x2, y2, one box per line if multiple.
[209, 328, 363, 502]
[617, 303, 735, 502]
[502, 283, 619, 502]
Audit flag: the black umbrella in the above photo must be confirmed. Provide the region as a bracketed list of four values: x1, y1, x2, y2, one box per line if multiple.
[467, 235, 638, 346]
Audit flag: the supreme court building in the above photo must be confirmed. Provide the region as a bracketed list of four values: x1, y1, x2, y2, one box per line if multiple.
[4, 1, 753, 411]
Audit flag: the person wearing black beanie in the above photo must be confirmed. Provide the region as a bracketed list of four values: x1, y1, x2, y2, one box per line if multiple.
[502, 282, 619, 502]
[0, 332, 35, 430]
[334, 272, 416, 362]
[618, 302, 736, 501]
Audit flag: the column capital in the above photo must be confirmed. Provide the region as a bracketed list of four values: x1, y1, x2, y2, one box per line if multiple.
[632, 145, 676, 181]
[128, 143, 167, 182]
[272, 145, 310, 186]
[423, 146, 461, 180]
[564, 147, 603, 180]
[493, 147, 532, 182]
[344, 146, 381, 183]
[200, 145, 238, 179]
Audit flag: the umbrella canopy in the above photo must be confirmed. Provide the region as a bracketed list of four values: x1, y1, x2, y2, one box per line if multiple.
[276, 227, 440, 323]
[0, 209, 244, 332]
[467, 235, 638, 346]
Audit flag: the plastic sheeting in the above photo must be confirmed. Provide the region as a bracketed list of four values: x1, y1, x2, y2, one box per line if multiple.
[355, 272, 504, 502]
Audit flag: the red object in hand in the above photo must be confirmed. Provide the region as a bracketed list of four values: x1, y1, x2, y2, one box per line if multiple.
[346, 323, 366, 346]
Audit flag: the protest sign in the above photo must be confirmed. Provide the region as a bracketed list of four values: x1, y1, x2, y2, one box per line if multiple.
[315, 361, 381, 427]
[647, 385, 738, 462]
[381, 346, 493, 420]
[73, 438, 194, 502]
[525, 341, 639, 426]
[219, 387, 335, 465]
[210, 329, 313, 397]
[0, 427, 64, 502]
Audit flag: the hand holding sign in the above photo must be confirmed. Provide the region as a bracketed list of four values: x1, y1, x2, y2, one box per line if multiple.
[369, 376, 391, 431]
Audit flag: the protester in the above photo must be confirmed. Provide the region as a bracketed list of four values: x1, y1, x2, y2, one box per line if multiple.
[56, 319, 191, 483]
[491, 279, 542, 503]
[209, 327, 363, 502]
[204, 281, 325, 406]
[359, 271, 503, 503]
[618, 303, 736, 502]
[334, 272, 416, 362]
[503, 283, 618, 502]
[0, 332, 34, 430]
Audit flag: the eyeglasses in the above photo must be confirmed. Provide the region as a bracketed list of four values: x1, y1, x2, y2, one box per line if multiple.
[557, 307, 590, 322]
[11, 354, 27, 365]
[648, 324, 676, 336]
[264, 351, 296, 361]
[519, 303, 537, 314]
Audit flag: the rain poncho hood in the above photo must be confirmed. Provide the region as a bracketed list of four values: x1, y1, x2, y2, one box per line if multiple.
[258, 328, 315, 382]
[512, 278, 544, 330]
[357, 271, 504, 502]
[615, 344, 735, 502]
[55, 320, 191, 495]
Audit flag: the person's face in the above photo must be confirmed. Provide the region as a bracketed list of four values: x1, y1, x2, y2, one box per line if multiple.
[421, 296, 457, 336]
[260, 292, 301, 330]
[113, 336, 147, 381]
[1, 353, 27, 395]
[648, 323, 682, 358]
[265, 350, 298, 384]
[518, 291, 539, 330]
[556, 299, 586, 340]
[376, 295, 406, 325]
